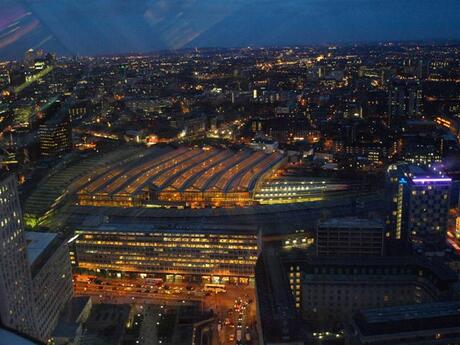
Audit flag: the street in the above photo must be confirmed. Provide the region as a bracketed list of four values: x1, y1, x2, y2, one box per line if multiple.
[73, 274, 258, 344]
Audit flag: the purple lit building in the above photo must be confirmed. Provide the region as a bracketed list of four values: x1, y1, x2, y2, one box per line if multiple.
[386, 163, 452, 247]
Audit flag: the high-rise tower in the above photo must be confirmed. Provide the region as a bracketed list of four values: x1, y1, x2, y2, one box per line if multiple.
[0, 175, 37, 337]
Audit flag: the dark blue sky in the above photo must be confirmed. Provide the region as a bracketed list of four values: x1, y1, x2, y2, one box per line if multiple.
[0, 0, 459, 58]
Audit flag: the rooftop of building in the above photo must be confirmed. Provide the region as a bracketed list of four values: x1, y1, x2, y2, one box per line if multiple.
[63, 192, 384, 234]
[85, 304, 130, 332]
[388, 162, 452, 184]
[25, 231, 64, 277]
[359, 301, 460, 324]
[354, 301, 460, 336]
[281, 248, 457, 282]
[318, 217, 384, 229]
[41, 102, 70, 126]
[52, 297, 91, 339]
[25, 231, 57, 265]
[75, 220, 259, 236]
[77, 146, 284, 196]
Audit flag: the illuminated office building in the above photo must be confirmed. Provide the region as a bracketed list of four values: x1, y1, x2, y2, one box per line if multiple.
[386, 163, 451, 246]
[72, 223, 259, 285]
[0, 175, 73, 343]
[38, 113, 72, 157]
[0, 175, 38, 338]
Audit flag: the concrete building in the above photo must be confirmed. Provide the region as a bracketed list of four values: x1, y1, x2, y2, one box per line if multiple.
[347, 301, 460, 345]
[317, 218, 384, 257]
[255, 244, 457, 335]
[72, 223, 259, 285]
[386, 163, 452, 246]
[286, 252, 456, 329]
[26, 232, 73, 342]
[0, 175, 38, 339]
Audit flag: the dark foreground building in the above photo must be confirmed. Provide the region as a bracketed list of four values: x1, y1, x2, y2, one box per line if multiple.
[347, 301, 460, 345]
[255, 247, 307, 345]
[255, 244, 458, 343]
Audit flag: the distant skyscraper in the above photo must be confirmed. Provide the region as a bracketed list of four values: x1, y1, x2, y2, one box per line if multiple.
[386, 163, 451, 246]
[0, 175, 37, 338]
[403, 58, 425, 79]
[388, 78, 423, 127]
[0, 69, 10, 88]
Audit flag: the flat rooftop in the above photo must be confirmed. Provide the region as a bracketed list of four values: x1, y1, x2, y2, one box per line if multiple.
[390, 163, 452, 184]
[355, 302, 460, 336]
[360, 301, 460, 323]
[281, 249, 457, 282]
[25, 231, 57, 266]
[319, 217, 383, 229]
[75, 221, 259, 235]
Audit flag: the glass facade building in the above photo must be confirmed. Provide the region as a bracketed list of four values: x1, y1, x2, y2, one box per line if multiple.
[72, 223, 259, 284]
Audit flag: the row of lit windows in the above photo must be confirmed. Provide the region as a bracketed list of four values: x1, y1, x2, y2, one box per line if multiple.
[77, 240, 257, 251]
[79, 261, 254, 275]
[79, 251, 255, 266]
[81, 232, 255, 240]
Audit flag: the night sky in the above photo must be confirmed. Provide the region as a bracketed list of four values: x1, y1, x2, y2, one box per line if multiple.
[0, 0, 459, 58]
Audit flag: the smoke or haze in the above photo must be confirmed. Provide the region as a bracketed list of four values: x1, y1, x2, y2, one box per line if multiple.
[1, 0, 459, 58]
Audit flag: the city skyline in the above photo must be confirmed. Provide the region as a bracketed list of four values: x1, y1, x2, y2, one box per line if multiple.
[1, 10, 460, 343]
[0, 0, 460, 59]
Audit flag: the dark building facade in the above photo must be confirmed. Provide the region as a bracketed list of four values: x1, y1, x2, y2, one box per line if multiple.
[388, 78, 423, 127]
[38, 114, 72, 157]
[317, 218, 385, 257]
[347, 301, 460, 345]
